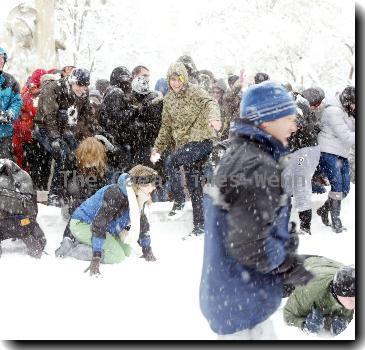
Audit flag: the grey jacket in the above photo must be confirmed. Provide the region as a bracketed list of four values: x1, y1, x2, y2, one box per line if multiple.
[318, 93, 355, 159]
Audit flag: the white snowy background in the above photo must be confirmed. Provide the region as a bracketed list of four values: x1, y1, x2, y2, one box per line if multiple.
[0, 0, 356, 92]
[0, 0, 359, 343]
[0, 188, 356, 340]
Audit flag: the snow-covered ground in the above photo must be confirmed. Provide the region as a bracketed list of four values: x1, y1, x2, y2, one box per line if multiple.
[0, 185, 355, 340]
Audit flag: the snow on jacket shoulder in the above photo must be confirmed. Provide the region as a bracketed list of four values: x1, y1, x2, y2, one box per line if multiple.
[318, 93, 355, 159]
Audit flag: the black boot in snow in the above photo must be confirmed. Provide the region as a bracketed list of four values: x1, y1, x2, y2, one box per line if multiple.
[329, 198, 344, 233]
[299, 209, 312, 235]
[316, 199, 331, 227]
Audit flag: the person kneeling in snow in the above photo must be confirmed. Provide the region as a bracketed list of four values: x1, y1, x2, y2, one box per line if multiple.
[284, 256, 355, 336]
[55, 165, 158, 275]
[0, 159, 46, 258]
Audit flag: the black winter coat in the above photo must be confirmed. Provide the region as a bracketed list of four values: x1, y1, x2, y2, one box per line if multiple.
[214, 122, 291, 272]
[288, 95, 320, 152]
[128, 91, 163, 167]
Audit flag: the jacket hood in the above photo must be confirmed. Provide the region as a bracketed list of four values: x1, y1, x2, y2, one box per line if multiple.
[30, 69, 47, 88]
[213, 78, 227, 93]
[231, 119, 289, 161]
[117, 173, 130, 196]
[110, 66, 132, 89]
[166, 61, 189, 91]
[177, 55, 198, 76]
[166, 61, 189, 83]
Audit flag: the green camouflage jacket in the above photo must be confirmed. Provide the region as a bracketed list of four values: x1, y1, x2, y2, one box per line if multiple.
[154, 61, 220, 153]
[284, 256, 354, 330]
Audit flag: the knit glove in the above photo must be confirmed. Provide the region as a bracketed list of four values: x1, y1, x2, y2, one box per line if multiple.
[271, 254, 313, 286]
[303, 309, 325, 333]
[141, 246, 157, 262]
[57, 109, 68, 122]
[50, 138, 68, 159]
[84, 256, 101, 276]
[330, 316, 349, 336]
[94, 134, 115, 152]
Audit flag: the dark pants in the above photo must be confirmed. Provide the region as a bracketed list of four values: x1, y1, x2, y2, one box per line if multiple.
[319, 152, 350, 197]
[24, 141, 52, 191]
[165, 140, 213, 227]
[0, 136, 13, 160]
[0, 217, 46, 257]
[34, 127, 77, 197]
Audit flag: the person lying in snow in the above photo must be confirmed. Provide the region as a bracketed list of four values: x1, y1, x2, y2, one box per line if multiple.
[55, 165, 158, 275]
[0, 159, 46, 258]
[284, 256, 355, 336]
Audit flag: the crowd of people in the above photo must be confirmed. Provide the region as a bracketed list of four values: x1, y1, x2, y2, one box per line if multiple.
[0, 46, 356, 339]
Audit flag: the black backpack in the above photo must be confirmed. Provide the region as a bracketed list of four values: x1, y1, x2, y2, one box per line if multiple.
[0, 159, 38, 218]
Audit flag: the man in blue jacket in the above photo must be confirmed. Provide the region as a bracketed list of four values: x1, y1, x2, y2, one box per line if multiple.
[0, 47, 22, 159]
[200, 82, 313, 339]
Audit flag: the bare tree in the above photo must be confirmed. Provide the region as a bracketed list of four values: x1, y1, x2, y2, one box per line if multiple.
[345, 42, 355, 81]
[55, 0, 105, 68]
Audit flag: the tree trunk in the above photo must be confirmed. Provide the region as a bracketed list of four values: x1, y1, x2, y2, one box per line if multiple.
[35, 0, 56, 68]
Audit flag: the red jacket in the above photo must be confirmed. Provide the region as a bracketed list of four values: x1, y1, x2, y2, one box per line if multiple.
[13, 86, 39, 169]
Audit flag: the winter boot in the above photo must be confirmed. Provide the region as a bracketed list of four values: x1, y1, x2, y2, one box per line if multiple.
[182, 224, 204, 240]
[168, 201, 185, 219]
[55, 237, 75, 257]
[329, 198, 344, 233]
[298, 209, 312, 235]
[316, 199, 331, 227]
[47, 194, 61, 207]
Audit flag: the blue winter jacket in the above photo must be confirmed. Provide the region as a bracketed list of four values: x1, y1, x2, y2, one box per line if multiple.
[200, 122, 291, 335]
[0, 72, 22, 137]
[72, 173, 131, 252]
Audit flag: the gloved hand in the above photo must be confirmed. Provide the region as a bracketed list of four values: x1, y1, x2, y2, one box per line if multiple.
[94, 134, 115, 152]
[303, 309, 325, 333]
[151, 91, 164, 105]
[330, 316, 349, 336]
[0, 110, 12, 124]
[50, 138, 69, 159]
[57, 109, 68, 123]
[84, 256, 101, 276]
[140, 246, 157, 262]
[271, 254, 314, 286]
[150, 148, 161, 164]
[286, 222, 299, 253]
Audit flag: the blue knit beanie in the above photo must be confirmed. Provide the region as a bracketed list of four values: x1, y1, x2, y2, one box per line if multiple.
[154, 78, 169, 96]
[240, 81, 297, 125]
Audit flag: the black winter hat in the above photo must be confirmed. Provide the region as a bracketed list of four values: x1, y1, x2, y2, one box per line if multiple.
[301, 87, 325, 107]
[69, 68, 90, 86]
[340, 86, 355, 107]
[254, 72, 270, 84]
[332, 265, 355, 297]
[110, 66, 131, 88]
[95, 79, 110, 95]
[228, 74, 239, 87]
